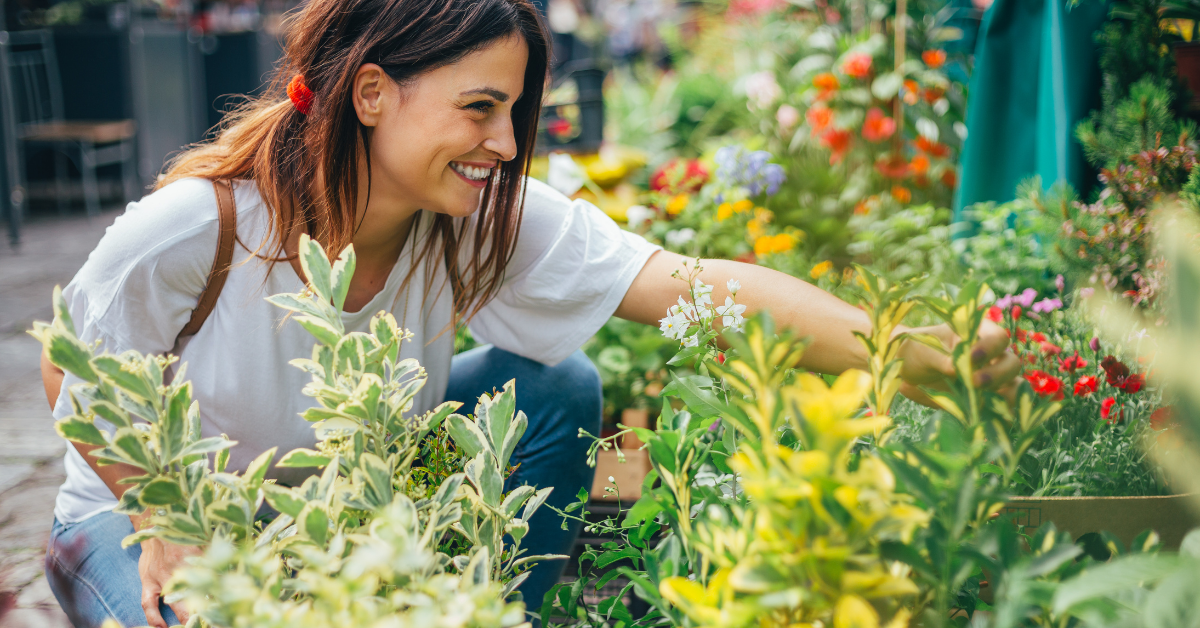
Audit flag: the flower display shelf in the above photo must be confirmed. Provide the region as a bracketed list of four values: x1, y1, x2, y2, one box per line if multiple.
[1003, 494, 1200, 550]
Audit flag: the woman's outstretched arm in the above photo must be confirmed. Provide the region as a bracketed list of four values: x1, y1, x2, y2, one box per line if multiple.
[615, 250, 1022, 392]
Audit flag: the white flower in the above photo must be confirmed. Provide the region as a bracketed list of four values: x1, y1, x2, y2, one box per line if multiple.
[744, 71, 782, 110]
[659, 309, 691, 341]
[624, 204, 653, 226]
[546, 152, 586, 196]
[608, 476, 616, 483]
[682, 335, 700, 348]
[727, 279, 741, 296]
[665, 228, 696, 248]
[692, 279, 714, 308]
[717, 297, 747, 332]
[933, 98, 950, 116]
[916, 117, 939, 141]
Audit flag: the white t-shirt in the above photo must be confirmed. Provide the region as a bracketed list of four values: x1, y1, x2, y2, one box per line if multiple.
[53, 177, 660, 524]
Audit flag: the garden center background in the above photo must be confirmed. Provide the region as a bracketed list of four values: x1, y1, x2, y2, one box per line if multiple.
[4, 0, 1200, 625]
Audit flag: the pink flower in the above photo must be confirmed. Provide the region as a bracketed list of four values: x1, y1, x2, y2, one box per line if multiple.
[776, 104, 801, 130]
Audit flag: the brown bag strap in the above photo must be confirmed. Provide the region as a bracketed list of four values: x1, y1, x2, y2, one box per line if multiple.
[177, 180, 237, 341]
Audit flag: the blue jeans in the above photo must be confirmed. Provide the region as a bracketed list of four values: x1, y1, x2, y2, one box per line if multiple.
[46, 346, 600, 627]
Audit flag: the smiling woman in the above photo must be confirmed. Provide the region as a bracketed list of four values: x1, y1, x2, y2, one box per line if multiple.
[38, 1, 1026, 627]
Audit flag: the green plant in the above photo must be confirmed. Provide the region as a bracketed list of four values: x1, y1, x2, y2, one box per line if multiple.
[31, 235, 561, 626]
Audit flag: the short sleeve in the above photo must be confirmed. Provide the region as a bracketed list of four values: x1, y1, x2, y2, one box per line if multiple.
[467, 178, 661, 366]
[51, 178, 223, 420]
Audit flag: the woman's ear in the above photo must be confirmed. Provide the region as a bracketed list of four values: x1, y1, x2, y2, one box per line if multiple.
[353, 63, 387, 127]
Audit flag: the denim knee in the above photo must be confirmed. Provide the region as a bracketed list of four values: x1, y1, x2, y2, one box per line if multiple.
[542, 350, 602, 433]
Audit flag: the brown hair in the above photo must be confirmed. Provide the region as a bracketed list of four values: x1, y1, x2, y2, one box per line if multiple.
[160, 0, 549, 324]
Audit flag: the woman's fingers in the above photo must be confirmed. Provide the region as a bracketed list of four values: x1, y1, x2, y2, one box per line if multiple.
[142, 581, 168, 628]
[971, 321, 1011, 366]
[169, 599, 191, 626]
[975, 351, 1023, 389]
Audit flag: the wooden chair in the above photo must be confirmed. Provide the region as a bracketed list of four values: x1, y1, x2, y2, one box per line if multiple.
[0, 29, 138, 230]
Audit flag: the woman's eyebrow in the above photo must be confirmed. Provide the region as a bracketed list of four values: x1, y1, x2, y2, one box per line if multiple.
[461, 87, 509, 102]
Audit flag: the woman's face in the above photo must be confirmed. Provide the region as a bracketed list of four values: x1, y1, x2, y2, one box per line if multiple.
[355, 34, 530, 220]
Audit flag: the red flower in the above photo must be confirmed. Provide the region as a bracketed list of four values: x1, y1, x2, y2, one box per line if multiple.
[807, 105, 834, 135]
[1150, 407, 1174, 430]
[941, 169, 957, 189]
[1024, 370, 1064, 400]
[986, 306, 1003, 323]
[650, 159, 709, 194]
[1030, 332, 1047, 343]
[1015, 328, 1028, 343]
[716, 351, 727, 365]
[916, 136, 950, 158]
[1122, 373, 1145, 394]
[813, 72, 840, 98]
[1011, 306, 1022, 320]
[821, 129, 853, 164]
[1039, 342, 1062, 356]
[1100, 355, 1143, 392]
[842, 53, 873, 79]
[1059, 353, 1088, 372]
[923, 86, 945, 104]
[547, 118, 574, 139]
[922, 49, 947, 69]
[1074, 375, 1098, 396]
[875, 154, 909, 178]
[910, 154, 930, 177]
[861, 107, 896, 143]
[1101, 396, 1119, 424]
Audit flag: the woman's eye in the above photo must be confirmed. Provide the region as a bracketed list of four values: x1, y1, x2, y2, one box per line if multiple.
[466, 101, 494, 113]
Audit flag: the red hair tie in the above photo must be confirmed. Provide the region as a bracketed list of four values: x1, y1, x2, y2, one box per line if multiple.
[287, 74, 314, 115]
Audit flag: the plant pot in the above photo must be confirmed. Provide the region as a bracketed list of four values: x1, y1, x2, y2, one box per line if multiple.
[1174, 41, 1200, 110]
[1002, 494, 1200, 550]
[591, 408, 653, 502]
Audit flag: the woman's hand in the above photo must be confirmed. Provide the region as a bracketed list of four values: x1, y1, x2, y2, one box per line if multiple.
[896, 320, 1023, 404]
[137, 529, 201, 628]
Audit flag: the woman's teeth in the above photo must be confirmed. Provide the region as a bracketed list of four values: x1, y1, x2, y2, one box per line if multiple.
[451, 162, 492, 181]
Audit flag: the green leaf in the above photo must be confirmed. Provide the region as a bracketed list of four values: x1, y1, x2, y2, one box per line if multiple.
[595, 547, 641, 569]
[1053, 554, 1181, 613]
[295, 316, 343, 347]
[298, 234, 334, 302]
[89, 401, 131, 429]
[446, 414, 489, 459]
[54, 418, 107, 446]
[243, 447, 278, 488]
[110, 428, 156, 472]
[262, 483, 307, 518]
[300, 503, 330, 546]
[329, 246, 356, 312]
[177, 436, 236, 461]
[665, 374, 733, 419]
[92, 356, 157, 402]
[498, 410, 527, 471]
[139, 477, 185, 506]
[265, 293, 327, 318]
[871, 72, 904, 100]
[621, 496, 663, 529]
[208, 500, 251, 528]
[43, 332, 98, 384]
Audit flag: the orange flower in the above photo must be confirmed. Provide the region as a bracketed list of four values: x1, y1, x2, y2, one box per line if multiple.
[941, 168, 957, 188]
[909, 154, 929, 176]
[842, 52, 873, 79]
[923, 86, 945, 104]
[813, 72, 840, 98]
[754, 233, 798, 256]
[820, 129, 853, 164]
[922, 49, 947, 69]
[809, 260, 834, 278]
[875, 154, 909, 179]
[916, 136, 949, 158]
[861, 107, 896, 143]
[733, 199, 754, 213]
[902, 79, 920, 105]
[717, 202, 734, 221]
[807, 105, 834, 135]
[891, 185, 912, 203]
[666, 194, 689, 215]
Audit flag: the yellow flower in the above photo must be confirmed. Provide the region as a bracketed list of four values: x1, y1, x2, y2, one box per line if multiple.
[753, 233, 797, 256]
[716, 202, 733, 221]
[733, 199, 754, 214]
[810, 260, 834, 279]
[666, 194, 689, 215]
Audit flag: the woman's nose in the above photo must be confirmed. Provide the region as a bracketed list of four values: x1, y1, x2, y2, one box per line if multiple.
[483, 116, 518, 162]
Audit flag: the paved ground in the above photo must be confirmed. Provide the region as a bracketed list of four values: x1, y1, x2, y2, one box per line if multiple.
[0, 207, 120, 628]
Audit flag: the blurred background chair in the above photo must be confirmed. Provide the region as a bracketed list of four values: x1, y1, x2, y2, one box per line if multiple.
[0, 29, 137, 237]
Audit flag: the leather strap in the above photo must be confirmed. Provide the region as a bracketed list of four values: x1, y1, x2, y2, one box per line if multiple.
[177, 180, 237, 341]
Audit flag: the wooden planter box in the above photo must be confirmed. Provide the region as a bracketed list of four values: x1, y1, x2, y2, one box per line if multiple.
[591, 409, 652, 501]
[1003, 494, 1200, 549]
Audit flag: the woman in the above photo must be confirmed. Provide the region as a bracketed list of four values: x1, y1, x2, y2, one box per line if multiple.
[40, 0, 1019, 626]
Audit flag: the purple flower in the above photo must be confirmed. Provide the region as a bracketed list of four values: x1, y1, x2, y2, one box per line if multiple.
[1079, 287, 1094, 299]
[1032, 298, 1063, 314]
[1055, 274, 1065, 292]
[1089, 337, 1101, 352]
[715, 145, 787, 197]
[995, 294, 1014, 310]
[1014, 288, 1038, 309]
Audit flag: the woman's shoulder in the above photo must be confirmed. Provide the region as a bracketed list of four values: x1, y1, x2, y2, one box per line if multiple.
[70, 178, 265, 332]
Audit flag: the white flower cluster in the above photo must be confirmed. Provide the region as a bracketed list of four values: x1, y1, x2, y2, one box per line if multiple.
[659, 278, 747, 347]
